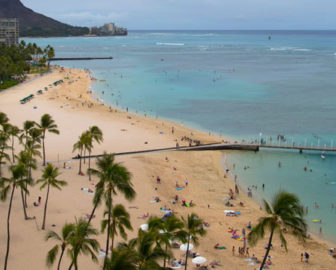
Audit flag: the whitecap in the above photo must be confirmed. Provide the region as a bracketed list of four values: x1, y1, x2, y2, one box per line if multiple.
[269, 47, 311, 52]
[156, 42, 184, 46]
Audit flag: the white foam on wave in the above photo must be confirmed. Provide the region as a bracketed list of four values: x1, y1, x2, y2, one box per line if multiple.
[192, 33, 215, 37]
[269, 47, 311, 52]
[156, 42, 184, 46]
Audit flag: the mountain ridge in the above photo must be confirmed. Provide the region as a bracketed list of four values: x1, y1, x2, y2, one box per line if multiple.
[0, 0, 89, 37]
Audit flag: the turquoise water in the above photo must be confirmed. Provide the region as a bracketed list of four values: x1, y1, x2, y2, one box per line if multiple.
[24, 30, 336, 242]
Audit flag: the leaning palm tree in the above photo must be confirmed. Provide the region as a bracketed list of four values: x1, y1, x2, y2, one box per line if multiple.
[89, 153, 135, 268]
[119, 229, 166, 270]
[36, 164, 67, 230]
[37, 114, 59, 166]
[248, 191, 307, 270]
[87, 126, 103, 180]
[181, 213, 207, 270]
[68, 218, 100, 270]
[45, 223, 75, 270]
[148, 215, 185, 268]
[105, 248, 138, 270]
[20, 120, 37, 148]
[101, 204, 132, 250]
[0, 163, 30, 270]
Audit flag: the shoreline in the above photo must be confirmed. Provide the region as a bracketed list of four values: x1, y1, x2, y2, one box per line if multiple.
[0, 66, 335, 269]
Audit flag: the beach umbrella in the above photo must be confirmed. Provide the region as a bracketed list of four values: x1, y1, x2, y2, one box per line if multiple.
[192, 256, 206, 264]
[140, 224, 148, 231]
[180, 243, 193, 251]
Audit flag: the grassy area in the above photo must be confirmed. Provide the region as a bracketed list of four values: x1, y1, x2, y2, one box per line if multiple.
[29, 66, 50, 74]
[0, 80, 20, 91]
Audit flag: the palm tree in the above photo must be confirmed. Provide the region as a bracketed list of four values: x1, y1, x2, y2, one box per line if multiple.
[73, 132, 86, 175]
[0, 111, 9, 126]
[7, 124, 20, 163]
[21, 120, 37, 147]
[37, 114, 59, 166]
[36, 164, 67, 230]
[119, 230, 166, 270]
[0, 163, 30, 270]
[16, 151, 34, 219]
[0, 129, 11, 177]
[87, 126, 103, 180]
[181, 213, 206, 270]
[45, 223, 75, 270]
[101, 204, 132, 250]
[89, 153, 135, 268]
[148, 215, 185, 268]
[86, 153, 135, 226]
[68, 218, 100, 270]
[105, 248, 138, 270]
[247, 191, 307, 270]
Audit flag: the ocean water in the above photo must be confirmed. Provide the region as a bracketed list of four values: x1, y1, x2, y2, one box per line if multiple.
[24, 30, 336, 242]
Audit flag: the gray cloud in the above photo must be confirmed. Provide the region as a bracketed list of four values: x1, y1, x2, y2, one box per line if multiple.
[22, 0, 336, 29]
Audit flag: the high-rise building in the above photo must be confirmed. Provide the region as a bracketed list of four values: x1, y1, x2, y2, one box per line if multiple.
[0, 18, 19, 46]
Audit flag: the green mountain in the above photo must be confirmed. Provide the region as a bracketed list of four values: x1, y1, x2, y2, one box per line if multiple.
[0, 0, 89, 36]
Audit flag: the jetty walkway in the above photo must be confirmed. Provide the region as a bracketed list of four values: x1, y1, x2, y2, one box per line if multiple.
[72, 141, 336, 160]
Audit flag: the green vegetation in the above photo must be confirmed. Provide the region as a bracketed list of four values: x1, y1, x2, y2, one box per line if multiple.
[0, 80, 19, 91]
[0, 41, 55, 90]
[248, 191, 307, 270]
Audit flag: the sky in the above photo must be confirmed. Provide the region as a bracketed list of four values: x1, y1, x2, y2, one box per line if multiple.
[22, 0, 336, 30]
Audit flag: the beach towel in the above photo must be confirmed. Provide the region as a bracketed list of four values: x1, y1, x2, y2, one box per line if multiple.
[176, 188, 183, 191]
[215, 246, 226, 250]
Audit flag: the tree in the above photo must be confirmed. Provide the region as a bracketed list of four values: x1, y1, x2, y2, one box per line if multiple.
[101, 204, 132, 250]
[88, 153, 135, 268]
[148, 215, 185, 268]
[73, 132, 87, 175]
[36, 164, 67, 230]
[0, 128, 11, 177]
[181, 213, 206, 270]
[37, 114, 59, 166]
[0, 163, 30, 270]
[119, 230, 166, 270]
[45, 223, 75, 270]
[68, 218, 100, 270]
[16, 151, 34, 219]
[248, 191, 307, 270]
[7, 124, 21, 163]
[0, 112, 9, 126]
[105, 248, 138, 270]
[87, 126, 103, 180]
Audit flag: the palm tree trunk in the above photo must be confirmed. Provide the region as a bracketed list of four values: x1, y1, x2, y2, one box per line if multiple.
[78, 149, 83, 175]
[42, 135, 46, 166]
[42, 183, 50, 230]
[25, 167, 32, 208]
[163, 244, 168, 268]
[57, 247, 65, 270]
[4, 185, 15, 270]
[83, 149, 86, 164]
[68, 262, 73, 270]
[184, 237, 190, 270]
[111, 222, 115, 250]
[259, 229, 274, 270]
[103, 193, 112, 269]
[87, 202, 98, 224]
[11, 135, 15, 163]
[20, 187, 28, 220]
[88, 150, 91, 181]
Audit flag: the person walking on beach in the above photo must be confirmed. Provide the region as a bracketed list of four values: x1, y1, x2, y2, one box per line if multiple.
[185, 178, 188, 187]
[232, 246, 235, 255]
[305, 252, 309, 263]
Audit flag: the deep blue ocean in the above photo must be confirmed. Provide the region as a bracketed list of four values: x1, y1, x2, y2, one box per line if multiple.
[24, 30, 336, 242]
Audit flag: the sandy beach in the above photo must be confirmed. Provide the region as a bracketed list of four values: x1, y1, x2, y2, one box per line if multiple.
[0, 67, 335, 270]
